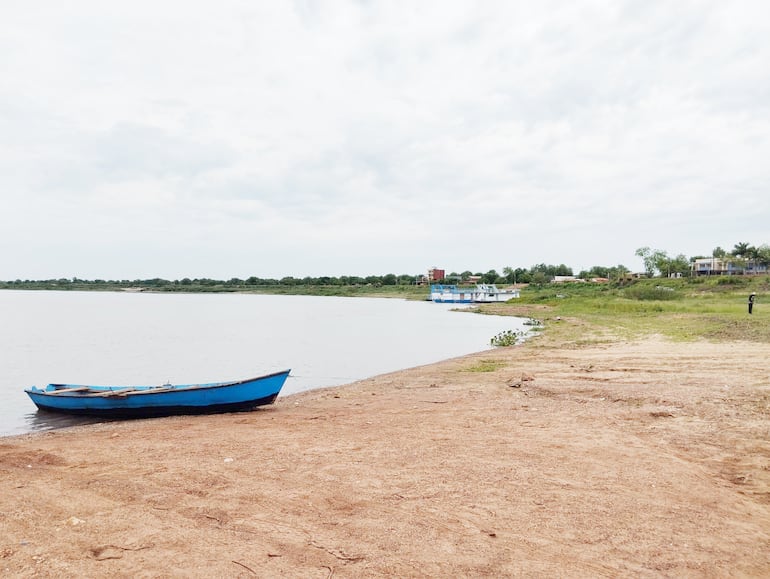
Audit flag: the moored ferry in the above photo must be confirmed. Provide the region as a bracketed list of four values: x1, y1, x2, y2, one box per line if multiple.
[429, 284, 520, 304]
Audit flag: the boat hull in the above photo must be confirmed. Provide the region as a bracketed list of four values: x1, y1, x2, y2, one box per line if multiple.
[25, 370, 290, 419]
[429, 284, 520, 304]
[432, 297, 473, 304]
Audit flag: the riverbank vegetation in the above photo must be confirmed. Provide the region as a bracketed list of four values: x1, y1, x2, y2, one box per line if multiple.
[476, 275, 770, 345]
[0, 277, 430, 299]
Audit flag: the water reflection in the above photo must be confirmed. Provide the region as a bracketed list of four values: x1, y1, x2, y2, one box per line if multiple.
[24, 409, 112, 432]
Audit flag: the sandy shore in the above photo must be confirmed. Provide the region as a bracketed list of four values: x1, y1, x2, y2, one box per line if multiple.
[2, 335, 769, 577]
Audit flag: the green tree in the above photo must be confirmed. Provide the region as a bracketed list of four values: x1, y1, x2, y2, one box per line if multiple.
[529, 263, 573, 280]
[579, 266, 611, 279]
[755, 244, 770, 266]
[665, 254, 691, 277]
[481, 270, 499, 284]
[608, 264, 630, 280]
[653, 252, 672, 277]
[636, 247, 668, 277]
[530, 271, 548, 285]
[732, 242, 751, 257]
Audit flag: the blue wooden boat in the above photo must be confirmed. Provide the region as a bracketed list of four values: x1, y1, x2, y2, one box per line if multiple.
[24, 370, 291, 418]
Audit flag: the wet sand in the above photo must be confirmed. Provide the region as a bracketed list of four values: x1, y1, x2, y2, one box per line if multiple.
[2, 335, 769, 577]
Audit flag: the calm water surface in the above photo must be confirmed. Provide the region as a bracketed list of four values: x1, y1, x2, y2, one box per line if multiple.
[0, 290, 528, 436]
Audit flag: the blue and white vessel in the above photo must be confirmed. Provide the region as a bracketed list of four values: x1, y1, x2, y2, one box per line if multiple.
[429, 284, 520, 304]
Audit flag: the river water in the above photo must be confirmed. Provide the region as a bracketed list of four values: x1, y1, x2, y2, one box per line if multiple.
[0, 290, 528, 437]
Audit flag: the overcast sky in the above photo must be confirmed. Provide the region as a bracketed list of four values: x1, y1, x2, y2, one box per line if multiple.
[1, 1, 768, 280]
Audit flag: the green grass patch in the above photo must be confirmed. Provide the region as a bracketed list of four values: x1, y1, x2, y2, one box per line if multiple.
[243, 284, 429, 300]
[475, 277, 770, 344]
[464, 359, 507, 373]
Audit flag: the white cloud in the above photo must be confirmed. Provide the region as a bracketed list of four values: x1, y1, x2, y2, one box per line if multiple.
[1, 0, 769, 279]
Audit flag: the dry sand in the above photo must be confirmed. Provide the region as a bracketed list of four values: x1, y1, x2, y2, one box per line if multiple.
[2, 335, 770, 577]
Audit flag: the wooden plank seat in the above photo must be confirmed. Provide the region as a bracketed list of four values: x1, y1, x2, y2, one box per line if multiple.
[88, 387, 177, 397]
[89, 389, 142, 397]
[48, 386, 92, 395]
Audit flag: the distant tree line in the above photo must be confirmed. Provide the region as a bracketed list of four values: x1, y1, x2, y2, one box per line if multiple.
[0, 264, 607, 289]
[1, 241, 767, 290]
[0, 275, 421, 290]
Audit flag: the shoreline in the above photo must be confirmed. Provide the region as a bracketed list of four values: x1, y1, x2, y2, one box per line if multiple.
[2, 336, 769, 576]
[1, 290, 524, 438]
[2, 340, 523, 440]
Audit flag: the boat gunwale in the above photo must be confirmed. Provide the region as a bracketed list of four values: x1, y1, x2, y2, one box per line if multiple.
[25, 370, 292, 398]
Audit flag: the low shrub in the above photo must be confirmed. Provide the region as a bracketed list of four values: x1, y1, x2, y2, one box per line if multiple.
[623, 286, 681, 301]
[490, 329, 525, 346]
[716, 276, 749, 286]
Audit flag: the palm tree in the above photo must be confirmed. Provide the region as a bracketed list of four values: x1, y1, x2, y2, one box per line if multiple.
[732, 242, 751, 257]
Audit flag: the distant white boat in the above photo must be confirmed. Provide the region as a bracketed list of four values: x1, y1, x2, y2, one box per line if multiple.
[429, 284, 520, 304]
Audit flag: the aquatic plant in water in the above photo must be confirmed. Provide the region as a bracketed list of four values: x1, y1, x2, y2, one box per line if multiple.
[490, 329, 524, 347]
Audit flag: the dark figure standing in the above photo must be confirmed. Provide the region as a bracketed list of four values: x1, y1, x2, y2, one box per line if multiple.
[748, 292, 755, 314]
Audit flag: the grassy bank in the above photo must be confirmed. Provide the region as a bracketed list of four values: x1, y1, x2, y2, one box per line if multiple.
[0, 280, 430, 300]
[476, 276, 770, 344]
[243, 284, 429, 300]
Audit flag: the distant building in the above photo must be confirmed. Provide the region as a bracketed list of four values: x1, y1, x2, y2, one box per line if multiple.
[691, 258, 767, 276]
[620, 272, 647, 281]
[692, 257, 731, 276]
[428, 268, 445, 282]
